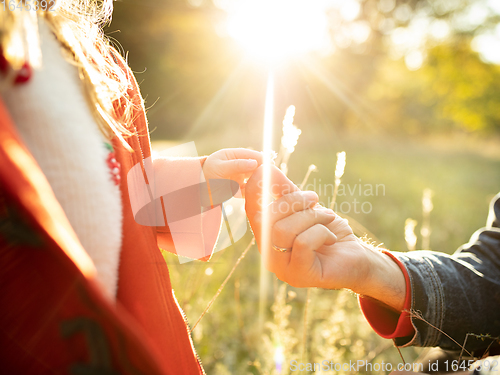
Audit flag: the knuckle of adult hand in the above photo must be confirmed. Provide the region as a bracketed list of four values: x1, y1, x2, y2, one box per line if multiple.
[337, 217, 348, 226]
[308, 208, 328, 222]
[315, 223, 329, 237]
[284, 192, 306, 210]
[278, 193, 295, 209]
[321, 213, 336, 225]
[331, 217, 349, 231]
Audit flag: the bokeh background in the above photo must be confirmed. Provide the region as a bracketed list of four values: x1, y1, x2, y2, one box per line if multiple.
[107, 0, 500, 373]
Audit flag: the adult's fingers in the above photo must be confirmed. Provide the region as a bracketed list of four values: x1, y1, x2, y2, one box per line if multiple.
[245, 164, 300, 220]
[285, 224, 337, 286]
[261, 203, 330, 274]
[325, 213, 355, 241]
[246, 164, 317, 250]
[245, 164, 324, 275]
[272, 208, 336, 248]
[248, 190, 320, 253]
[267, 190, 319, 223]
[265, 208, 335, 275]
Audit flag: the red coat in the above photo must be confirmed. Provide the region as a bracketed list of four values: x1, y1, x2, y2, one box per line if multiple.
[0, 64, 212, 374]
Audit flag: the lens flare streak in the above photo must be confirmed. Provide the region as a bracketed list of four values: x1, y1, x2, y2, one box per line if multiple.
[259, 71, 275, 332]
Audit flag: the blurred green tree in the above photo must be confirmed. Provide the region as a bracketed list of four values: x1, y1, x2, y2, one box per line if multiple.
[107, 0, 500, 139]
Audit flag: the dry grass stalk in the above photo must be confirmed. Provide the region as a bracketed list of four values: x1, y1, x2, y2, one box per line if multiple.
[405, 218, 418, 251]
[299, 164, 318, 362]
[190, 237, 255, 333]
[266, 283, 298, 374]
[303, 152, 346, 362]
[341, 213, 382, 245]
[408, 309, 474, 358]
[329, 151, 346, 209]
[299, 164, 317, 190]
[395, 343, 407, 365]
[302, 288, 312, 362]
[277, 105, 301, 176]
[421, 188, 433, 249]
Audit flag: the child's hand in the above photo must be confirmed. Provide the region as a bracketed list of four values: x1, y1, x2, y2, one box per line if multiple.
[203, 148, 264, 197]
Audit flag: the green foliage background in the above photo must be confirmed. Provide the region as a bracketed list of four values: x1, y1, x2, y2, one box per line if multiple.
[107, 0, 500, 373]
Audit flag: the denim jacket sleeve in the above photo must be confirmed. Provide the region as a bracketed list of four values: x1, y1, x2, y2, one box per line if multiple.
[392, 193, 500, 352]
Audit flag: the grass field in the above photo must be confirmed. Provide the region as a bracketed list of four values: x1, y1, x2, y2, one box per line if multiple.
[154, 127, 500, 374]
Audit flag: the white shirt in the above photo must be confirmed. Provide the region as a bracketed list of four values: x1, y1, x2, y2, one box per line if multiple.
[0, 20, 123, 299]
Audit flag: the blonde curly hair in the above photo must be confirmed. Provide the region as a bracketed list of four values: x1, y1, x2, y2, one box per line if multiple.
[0, 1, 138, 149]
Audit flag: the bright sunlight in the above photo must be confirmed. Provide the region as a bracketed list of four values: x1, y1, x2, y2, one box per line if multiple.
[225, 0, 331, 64]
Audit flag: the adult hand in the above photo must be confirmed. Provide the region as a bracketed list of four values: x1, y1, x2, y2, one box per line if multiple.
[245, 165, 406, 311]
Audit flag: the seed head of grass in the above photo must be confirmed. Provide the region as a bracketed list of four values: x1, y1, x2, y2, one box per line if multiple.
[335, 151, 346, 182]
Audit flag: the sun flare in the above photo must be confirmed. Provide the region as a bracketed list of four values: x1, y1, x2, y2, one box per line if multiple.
[226, 0, 330, 64]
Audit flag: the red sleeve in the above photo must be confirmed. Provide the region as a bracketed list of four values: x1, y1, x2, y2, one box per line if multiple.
[358, 251, 414, 339]
[153, 156, 221, 262]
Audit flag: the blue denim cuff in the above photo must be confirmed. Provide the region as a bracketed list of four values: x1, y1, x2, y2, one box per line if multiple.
[391, 251, 445, 348]
[391, 231, 500, 352]
[381, 195, 500, 352]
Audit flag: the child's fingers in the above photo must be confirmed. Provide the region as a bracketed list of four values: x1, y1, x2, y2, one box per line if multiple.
[225, 148, 264, 164]
[219, 159, 258, 176]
